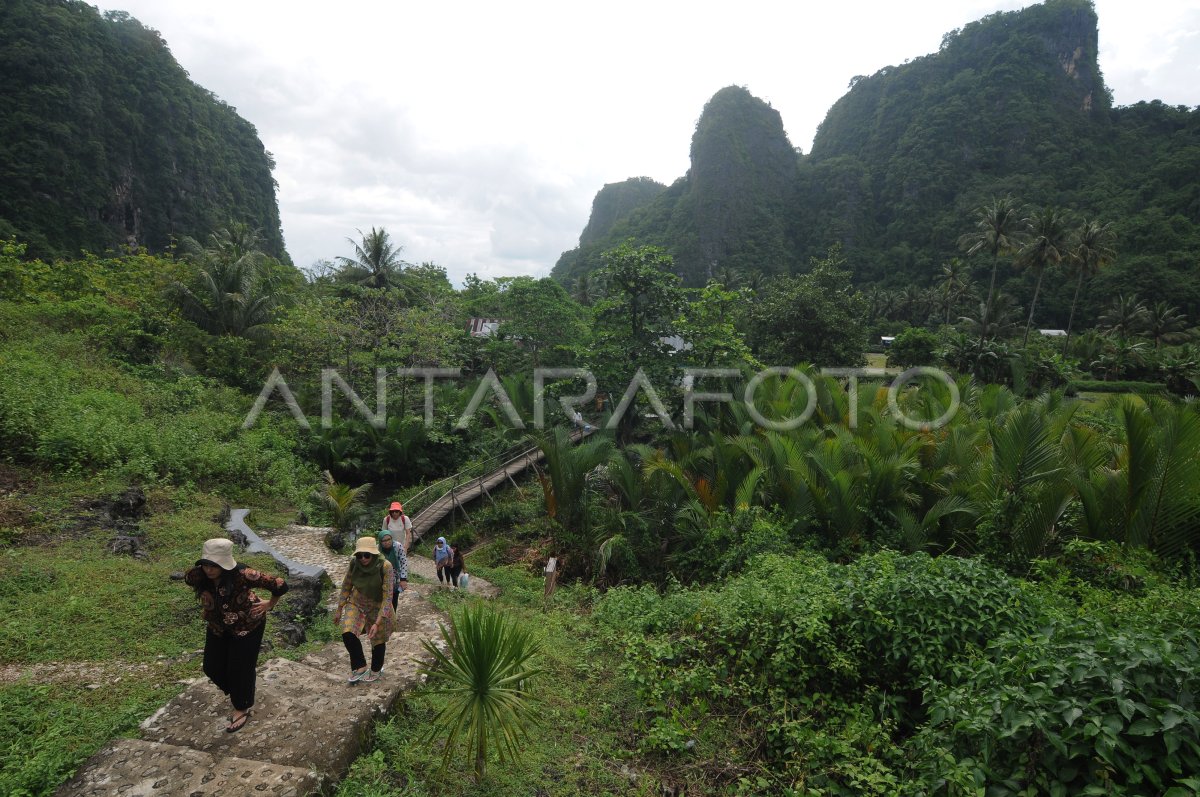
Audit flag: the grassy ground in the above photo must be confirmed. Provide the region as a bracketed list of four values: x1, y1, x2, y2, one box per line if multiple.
[335, 565, 682, 797]
[0, 473, 330, 796]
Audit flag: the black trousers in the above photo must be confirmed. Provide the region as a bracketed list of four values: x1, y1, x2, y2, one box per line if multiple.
[449, 566, 463, 587]
[343, 632, 386, 672]
[203, 623, 265, 711]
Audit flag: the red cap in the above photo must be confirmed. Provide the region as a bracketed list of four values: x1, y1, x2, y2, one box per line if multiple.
[388, 501, 403, 512]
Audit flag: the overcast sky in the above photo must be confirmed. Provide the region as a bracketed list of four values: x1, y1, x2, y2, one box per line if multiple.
[98, 0, 1200, 284]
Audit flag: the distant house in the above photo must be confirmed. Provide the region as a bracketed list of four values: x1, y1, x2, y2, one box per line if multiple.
[1039, 329, 1067, 337]
[659, 335, 692, 353]
[468, 318, 503, 337]
[881, 336, 896, 347]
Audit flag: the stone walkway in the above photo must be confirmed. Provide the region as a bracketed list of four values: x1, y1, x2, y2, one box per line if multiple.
[54, 513, 484, 797]
[263, 523, 499, 605]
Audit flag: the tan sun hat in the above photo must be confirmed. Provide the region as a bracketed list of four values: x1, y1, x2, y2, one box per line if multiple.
[353, 536, 380, 556]
[197, 538, 237, 570]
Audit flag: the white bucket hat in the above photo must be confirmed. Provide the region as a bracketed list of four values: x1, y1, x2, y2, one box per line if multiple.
[197, 538, 237, 570]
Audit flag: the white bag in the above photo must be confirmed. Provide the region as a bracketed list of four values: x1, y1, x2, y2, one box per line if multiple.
[458, 572, 470, 591]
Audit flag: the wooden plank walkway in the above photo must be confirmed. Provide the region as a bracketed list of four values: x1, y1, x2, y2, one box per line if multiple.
[405, 428, 591, 543]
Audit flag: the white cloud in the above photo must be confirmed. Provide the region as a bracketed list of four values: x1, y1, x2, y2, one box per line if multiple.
[99, 0, 1200, 284]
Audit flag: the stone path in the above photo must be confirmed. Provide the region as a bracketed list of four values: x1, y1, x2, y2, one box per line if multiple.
[54, 514, 464, 797]
[263, 523, 499, 606]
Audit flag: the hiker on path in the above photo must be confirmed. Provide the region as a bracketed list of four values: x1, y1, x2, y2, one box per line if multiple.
[334, 536, 397, 683]
[433, 536, 453, 585]
[184, 538, 288, 733]
[381, 501, 413, 553]
[380, 501, 413, 606]
[448, 542, 465, 588]
[377, 529, 408, 608]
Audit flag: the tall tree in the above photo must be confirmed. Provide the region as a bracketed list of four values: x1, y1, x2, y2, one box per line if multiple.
[746, 246, 868, 367]
[1063, 219, 1116, 354]
[587, 243, 687, 444]
[958, 196, 1027, 344]
[676, 281, 757, 369]
[498, 277, 587, 368]
[938, 259, 972, 326]
[337, 227, 406, 289]
[1018, 206, 1071, 347]
[1144, 302, 1189, 349]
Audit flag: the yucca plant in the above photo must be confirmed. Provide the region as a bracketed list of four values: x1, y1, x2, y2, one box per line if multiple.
[419, 602, 543, 781]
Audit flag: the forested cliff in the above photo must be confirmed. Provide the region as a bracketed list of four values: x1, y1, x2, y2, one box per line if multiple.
[554, 0, 1200, 323]
[0, 0, 287, 261]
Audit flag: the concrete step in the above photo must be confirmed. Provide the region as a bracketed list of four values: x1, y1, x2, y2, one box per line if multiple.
[54, 737, 324, 796]
[138, 657, 387, 776]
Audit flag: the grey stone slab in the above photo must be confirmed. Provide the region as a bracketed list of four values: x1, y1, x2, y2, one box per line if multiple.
[139, 659, 383, 777]
[54, 738, 323, 797]
[228, 509, 325, 580]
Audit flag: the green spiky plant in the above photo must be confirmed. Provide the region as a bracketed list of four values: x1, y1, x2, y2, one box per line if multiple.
[419, 602, 543, 781]
[312, 470, 371, 551]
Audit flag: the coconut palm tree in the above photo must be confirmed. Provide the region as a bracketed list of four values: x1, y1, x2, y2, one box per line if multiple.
[958, 196, 1027, 343]
[898, 284, 929, 324]
[938, 259, 972, 326]
[419, 603, 542, 781]
[336, 227, 407, 289]
[959, 294, 1022, 341]
[1098, 294, 1149, 338]
[1018, 207, 1071, 347]
[1143, 302, 1189, 349]
[572, 271, 604, 306]
[1063, 219, 1116, 354]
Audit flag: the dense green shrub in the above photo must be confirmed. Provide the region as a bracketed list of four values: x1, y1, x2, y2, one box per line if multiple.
[1068, 379, 1167, 394]
[667, 508, 804, 583]
[593, 551, 1200, 794]
[840, 553, 1035, 694]
[886, 327, 939, 369]
[0, 335, 313, 502]
[917, 619, 1200, 795]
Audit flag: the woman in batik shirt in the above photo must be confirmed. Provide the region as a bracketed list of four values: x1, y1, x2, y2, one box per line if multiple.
[184, 538, 289, 733]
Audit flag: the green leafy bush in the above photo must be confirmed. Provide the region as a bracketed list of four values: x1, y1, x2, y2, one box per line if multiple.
[917, 618, 1200, 795]
[594, 551, 1200, 794]
[840, 552, 1035, 695]
[1068, 379, 1167, 394]
[886, 327, 939, 369]
[0, 336, 313, 502]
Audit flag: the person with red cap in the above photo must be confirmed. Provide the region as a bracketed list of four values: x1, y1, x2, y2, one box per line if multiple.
[380, 501, 413, 603]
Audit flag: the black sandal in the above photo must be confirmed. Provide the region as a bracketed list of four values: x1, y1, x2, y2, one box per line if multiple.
[226, 711, 251, 733]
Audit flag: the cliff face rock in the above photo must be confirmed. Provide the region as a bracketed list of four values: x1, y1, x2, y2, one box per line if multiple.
[555, 0, 1199, 314]
[686, 86, 799, 281]
[554, 86, 798, 286]
[578, 177, 665, 247]
[0, 0, 287, 261]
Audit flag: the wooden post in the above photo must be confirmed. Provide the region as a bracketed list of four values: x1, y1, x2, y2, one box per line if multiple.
[452, 489, 470, 522]
[543, 557, 558, 599]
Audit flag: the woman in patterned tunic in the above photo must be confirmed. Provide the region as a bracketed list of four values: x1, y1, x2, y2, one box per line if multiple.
[184, 538, 289, 733]
[334, 536, 397, 683]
